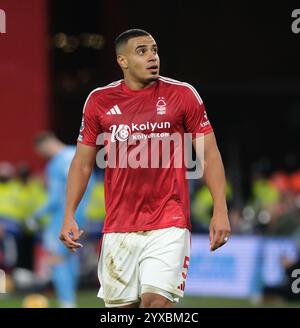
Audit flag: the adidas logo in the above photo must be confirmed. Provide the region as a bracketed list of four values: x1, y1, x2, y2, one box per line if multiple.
[106, 105, 122, 115]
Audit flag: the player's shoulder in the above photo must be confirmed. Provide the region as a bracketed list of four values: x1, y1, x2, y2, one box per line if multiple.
[159, 76, 197, 92]
[159, 76, 203, 104]
[85, 80, 123, 101]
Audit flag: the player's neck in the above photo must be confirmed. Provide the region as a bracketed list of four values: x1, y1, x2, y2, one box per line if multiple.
[123, 77, 156, 91]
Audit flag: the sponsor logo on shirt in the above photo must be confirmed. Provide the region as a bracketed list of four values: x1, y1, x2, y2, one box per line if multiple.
[109, 121, 171, 142]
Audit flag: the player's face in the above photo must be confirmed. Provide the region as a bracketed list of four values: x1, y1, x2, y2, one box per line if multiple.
[119, 36, 160, 84]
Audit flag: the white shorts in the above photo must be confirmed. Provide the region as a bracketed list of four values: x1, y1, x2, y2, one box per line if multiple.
[97, 227, 191, 307]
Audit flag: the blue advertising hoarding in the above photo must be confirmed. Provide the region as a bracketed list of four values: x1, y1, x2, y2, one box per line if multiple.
[185, 235, 298, 298]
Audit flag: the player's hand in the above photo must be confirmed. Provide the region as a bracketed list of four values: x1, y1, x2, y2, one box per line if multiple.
[59, 218, 84, 253]
[209, 212, 231, 252]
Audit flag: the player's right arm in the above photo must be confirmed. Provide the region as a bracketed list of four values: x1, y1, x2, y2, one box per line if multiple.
[59, 143, 97, 252]
[60, 91, 101, 251]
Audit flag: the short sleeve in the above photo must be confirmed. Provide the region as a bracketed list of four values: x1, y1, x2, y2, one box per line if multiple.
[183, 86, 213, 139]
[78, 93, 102, 146]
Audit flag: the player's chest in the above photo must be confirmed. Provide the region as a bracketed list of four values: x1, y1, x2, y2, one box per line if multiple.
[98, 95, 183, 132]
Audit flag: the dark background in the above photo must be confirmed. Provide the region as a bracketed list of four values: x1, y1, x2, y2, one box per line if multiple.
[50, 0, 300, 200]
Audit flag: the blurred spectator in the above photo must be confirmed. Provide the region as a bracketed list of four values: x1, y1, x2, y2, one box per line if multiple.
[0, 223, 17, 272]
[85, 173, 105, 236]
[270, 171, 290, 193]
[263, 235, 300, 303]
[13, 162, 48, 270]
[250, 173, 280, 212]
[290, 170, 300, 194]
[14, 162, 48, 223]
[0, 161, 23, 273]
[263, 192, 300, 236]
[0, 161, 22, 236]
[228, 208, 245, 234]
[247, 168, 300, 236]
[190, 181, 233, 232]
[28, 131, 95, 308]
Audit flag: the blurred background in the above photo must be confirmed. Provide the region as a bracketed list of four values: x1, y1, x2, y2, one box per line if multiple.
[1, 0, 300, 308]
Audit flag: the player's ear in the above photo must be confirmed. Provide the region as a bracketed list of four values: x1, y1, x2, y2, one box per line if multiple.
[117, 54, 128, 69]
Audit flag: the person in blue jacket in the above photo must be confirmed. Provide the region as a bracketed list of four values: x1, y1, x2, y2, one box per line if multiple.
[30, 131, 95, 308]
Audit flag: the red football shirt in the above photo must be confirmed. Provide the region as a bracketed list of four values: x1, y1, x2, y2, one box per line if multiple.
[78, 76, 213, 233]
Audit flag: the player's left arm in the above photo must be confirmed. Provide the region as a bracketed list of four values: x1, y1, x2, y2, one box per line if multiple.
[193, 132, 231, 251]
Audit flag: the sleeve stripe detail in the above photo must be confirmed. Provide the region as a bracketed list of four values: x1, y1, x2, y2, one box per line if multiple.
[82, 80, 122, 113]
[159, 76, 203, 105]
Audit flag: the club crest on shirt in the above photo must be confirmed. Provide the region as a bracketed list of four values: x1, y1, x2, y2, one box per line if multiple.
[156, 97, 167, 115]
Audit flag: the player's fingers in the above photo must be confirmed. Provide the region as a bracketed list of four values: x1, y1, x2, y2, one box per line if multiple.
[69, 243, 83, 252]
[211, 229, 230, 251]
[60, 232, 82, 248]
[72, 229, 84, 241]
[61, 239, 74, 249]
[210, 230, 222, 251]
[71, 229, 80, 241]
[60, 238, 80, 251]
[69, 246, 78, 253]
[59, 232, 65, 241]
[220, 230, 229, 243]
[209, 225, 214, 245]
[66, 240, 83, 248]
[65, 241, 83, 252]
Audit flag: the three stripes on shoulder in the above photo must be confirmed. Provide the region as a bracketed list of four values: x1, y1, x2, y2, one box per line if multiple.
[106, 105, 122, 115]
